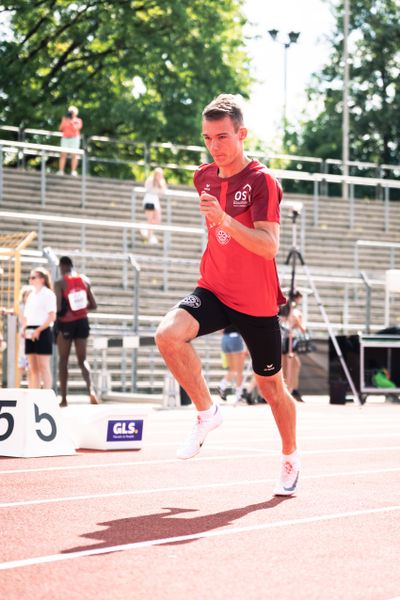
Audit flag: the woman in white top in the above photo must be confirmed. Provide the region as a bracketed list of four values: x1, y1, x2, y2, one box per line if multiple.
[23, 267, 57, 389]
[142, 167, 167, 244]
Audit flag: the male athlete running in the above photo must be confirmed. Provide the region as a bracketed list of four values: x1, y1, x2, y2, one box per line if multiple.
[156, 94, 299, 496]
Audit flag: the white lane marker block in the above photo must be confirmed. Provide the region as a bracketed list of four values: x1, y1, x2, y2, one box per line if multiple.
[0, 389, 76, 458]
[61, 404, 150, 450]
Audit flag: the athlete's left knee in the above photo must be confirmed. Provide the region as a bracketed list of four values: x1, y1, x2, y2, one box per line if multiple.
[256, 370, 289, 400]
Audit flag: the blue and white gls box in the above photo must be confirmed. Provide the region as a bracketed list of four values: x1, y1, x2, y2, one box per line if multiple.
[107, 420, 143, 442]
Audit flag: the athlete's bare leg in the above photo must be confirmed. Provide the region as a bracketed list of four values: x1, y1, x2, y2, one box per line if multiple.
[57, 334, 73, 405]
[155, 308, 213, 411]
[291, 354, 301, 391]
[74, 337, 98, 404]
[36, 355, 52, 389]
[228, 352, 245, 388]
[59, 152, 67, 173]
[71, 153, 79, 173]
[27, 354, 40, 388]
[255, 370, 297, 455]
[282, 353, 300, 393]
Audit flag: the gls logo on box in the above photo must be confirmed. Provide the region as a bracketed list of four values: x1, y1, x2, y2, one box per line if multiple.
[106, 420, 143, 442]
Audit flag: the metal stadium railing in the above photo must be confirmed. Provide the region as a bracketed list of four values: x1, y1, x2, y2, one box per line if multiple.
[1, 123, 399, 179]
[1, 139, 400, 232]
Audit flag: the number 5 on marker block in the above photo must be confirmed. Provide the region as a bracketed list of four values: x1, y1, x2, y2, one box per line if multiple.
[0, 389, 76, 457]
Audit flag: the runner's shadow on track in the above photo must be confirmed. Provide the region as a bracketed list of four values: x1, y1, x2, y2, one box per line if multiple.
[63, 495, 293, 554]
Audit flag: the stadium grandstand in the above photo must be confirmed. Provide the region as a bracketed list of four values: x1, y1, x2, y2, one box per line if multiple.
[1, 127, 400, 402]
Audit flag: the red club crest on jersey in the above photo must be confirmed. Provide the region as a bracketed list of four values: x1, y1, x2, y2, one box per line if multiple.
[216, 228, 231, 245]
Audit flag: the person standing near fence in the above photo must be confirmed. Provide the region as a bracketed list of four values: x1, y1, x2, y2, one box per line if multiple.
[23, 267, 56, 389]
[141, 167, 167, 245]
[57, 105, 83, 176]
[281, 292, 306, 403]
[18, 284, 33, 383]
[54, 256, 99, 407]
[218, 325, 246, 405]
[156, 93, 300, 496]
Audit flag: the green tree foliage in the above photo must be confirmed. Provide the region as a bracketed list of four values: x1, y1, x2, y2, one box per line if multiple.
[0, 0, 251, 148]
[287, 0, 400, 166]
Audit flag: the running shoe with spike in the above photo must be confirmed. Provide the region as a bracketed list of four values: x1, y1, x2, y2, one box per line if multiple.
[176, 405, 223, 459]
[273, 458, 300, 496]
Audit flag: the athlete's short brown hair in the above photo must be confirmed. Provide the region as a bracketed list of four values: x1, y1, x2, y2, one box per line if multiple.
[202, 94, 244, 130]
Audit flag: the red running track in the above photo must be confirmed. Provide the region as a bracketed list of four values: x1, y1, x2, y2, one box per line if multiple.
[1, 399, 400, 600]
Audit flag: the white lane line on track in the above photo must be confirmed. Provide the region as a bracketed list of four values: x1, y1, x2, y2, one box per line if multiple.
[139, 442, 279, 453]
[153, 420, 400, 427]
[1, 445, 400, 475]
[1, 504, 400, 571]
[143, 435, 400, 448]
[146, 431, 400, 441]
[148, 414, 400, 424]
[1, 466, 400, 509]
[143, 432, 400, 450]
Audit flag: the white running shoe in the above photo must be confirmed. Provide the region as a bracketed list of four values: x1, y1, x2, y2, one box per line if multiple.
[273, 458, 300, 496]
[176, 405, 223, 459]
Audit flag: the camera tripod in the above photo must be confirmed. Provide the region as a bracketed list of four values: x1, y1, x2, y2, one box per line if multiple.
[283, 206, 362, 406]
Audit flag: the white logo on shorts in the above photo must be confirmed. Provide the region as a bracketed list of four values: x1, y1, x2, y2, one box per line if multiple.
[263, 363, 275, 372]
[180, 294, 202, 309]
[216, 228, 231, 245]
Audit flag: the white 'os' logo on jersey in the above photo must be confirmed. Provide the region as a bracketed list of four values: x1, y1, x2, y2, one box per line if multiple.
[216, 228, 231, 245]
[233, 183, 252, 207]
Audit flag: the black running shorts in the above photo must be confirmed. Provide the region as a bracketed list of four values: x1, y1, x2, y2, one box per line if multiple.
[25, 326, 53, 355]
[177, 287, 282, 376]
[56, 318, 90, 340]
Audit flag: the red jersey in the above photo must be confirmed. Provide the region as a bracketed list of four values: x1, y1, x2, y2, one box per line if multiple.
[59, 275, 88, 322]
[194, 159, 286, 316]
[60, 117, 82, 138]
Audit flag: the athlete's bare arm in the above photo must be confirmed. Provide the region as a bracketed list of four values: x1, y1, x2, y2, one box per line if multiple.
[200, 192, 279, 259]
[54, 280, 63, 313]
[86, 285, 97, 311]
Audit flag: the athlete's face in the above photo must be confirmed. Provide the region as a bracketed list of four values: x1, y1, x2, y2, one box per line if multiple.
[202, 116, 247, 171]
